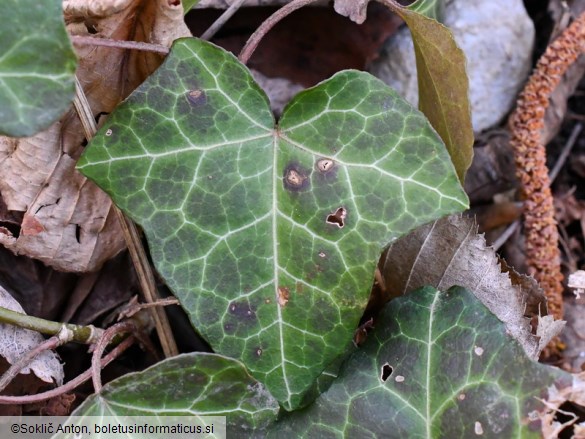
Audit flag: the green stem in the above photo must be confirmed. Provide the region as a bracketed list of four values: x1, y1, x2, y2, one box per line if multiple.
[0, 306, 102, 344]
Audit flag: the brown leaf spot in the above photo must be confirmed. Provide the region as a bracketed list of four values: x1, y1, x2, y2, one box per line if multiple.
[255, 347, 263, 356]
[283, 163, 310, 191]
[186, 89, 207, 106]
[318, 251, 327, 258]
[278, 286, 290, 307]
[326, 207, 346, 228]
[228, 300, 256, 321]
[21, 215, 45, 236]
[316, 158, 336, 173]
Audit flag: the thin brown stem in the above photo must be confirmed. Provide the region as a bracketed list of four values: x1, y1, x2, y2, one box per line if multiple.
[73, 75, 178, 358]
[91, 321, 136, 393]
[71, 35, 169, 54]
[0, 334, 62, 392]
[0, 336, 135, 405]
[238, 0, 323, 64]
[201, 0, 247, 40]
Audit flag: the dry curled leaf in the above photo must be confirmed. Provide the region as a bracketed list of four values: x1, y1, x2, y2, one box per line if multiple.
[0, 0, 190, 272]
[539, 372, 585, 438]
[0, 285, 63, 385]
[382, 215, 563, 359]
[333, 0, 369, 24]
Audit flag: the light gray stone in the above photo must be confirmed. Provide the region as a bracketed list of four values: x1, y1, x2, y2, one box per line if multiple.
[368, 0, 535, 133]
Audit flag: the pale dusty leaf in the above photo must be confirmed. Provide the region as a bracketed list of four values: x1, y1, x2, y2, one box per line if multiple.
[537, 315, 566, 354]
[539, 372, 585, 438]
[568, 270, 585, 299]
[195, 0, 314, 7]
[0, 0, 191, 272]
[0, 285, 63, 385]
[382, 214, 560, 359]
[333, 0, 369, 24]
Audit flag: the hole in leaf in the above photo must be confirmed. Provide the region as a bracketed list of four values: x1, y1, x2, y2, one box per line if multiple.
[283, 163, 310, 191]
[554, 401, 585, 438]
[0, 222, 20, 238]
[326, 207, 346, 228]
[186, 89, 207, 106]
[380, 363, 393, 382]
[94, 112, 108, 123]
[84, 21, 98, 34]
[105, 129, 113, 137]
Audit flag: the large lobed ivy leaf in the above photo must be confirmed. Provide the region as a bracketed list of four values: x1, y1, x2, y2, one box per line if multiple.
[268, 286, 573, 438]
[70, 353, 279, 435]
[78, 37, 468, 410]
[0, 0, 77, 137]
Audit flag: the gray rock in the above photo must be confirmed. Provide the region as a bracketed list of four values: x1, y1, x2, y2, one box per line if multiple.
[368, 0, 535, 133]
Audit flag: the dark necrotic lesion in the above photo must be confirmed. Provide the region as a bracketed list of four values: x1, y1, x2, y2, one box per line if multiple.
[186, 89, 207, 107]
[283, 162, 310, 192]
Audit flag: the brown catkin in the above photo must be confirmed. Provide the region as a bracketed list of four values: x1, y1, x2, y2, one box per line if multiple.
[509, 11, 585, 320]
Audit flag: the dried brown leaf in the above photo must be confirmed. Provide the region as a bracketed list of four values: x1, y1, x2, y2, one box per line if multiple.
[333, 0, 369, 24]
[0, 0, 190, 272]
[539, 372, 585, 438]
[382, 215, 562, 359]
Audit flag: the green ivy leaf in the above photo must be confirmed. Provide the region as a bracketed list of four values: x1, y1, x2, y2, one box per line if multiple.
[182, 0, 201, 14]
[407, 0, 444, 21]
[268, 286, 571, 437]
[78, 38, 468, 410]
[70, 353, 279, 434]
[0, 0, 77, 137]
[380, 0, 473, 183]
